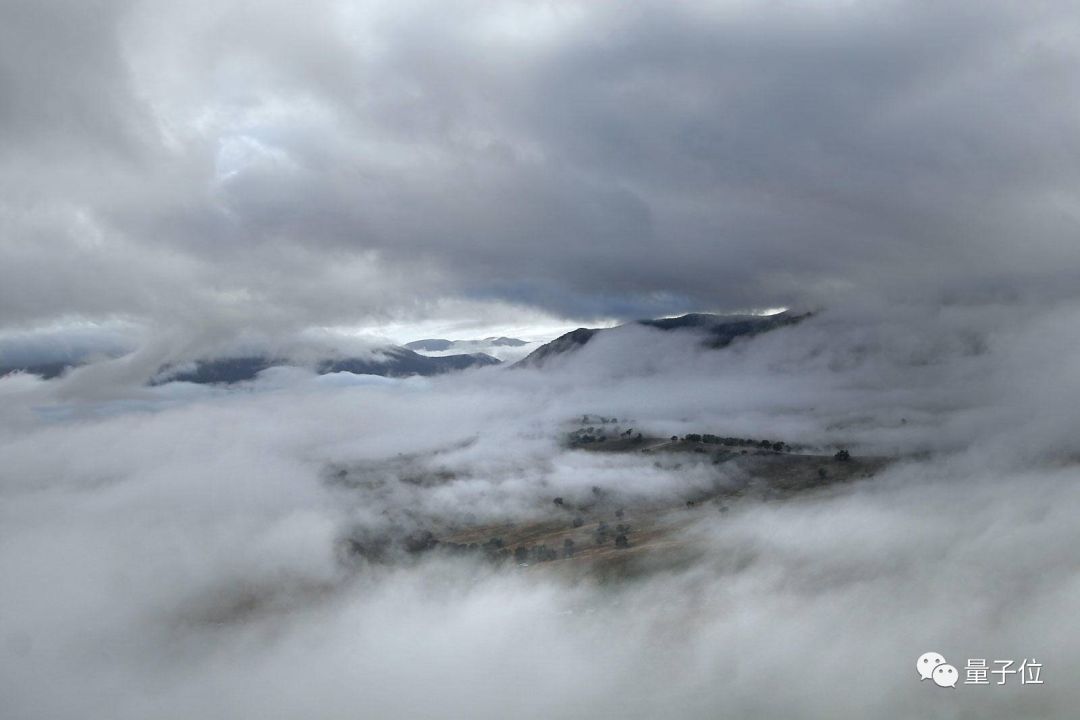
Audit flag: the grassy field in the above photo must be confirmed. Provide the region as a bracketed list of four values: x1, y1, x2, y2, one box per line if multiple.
[431, 433, 889, 580]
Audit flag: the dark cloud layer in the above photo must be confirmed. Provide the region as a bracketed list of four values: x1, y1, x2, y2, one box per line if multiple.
[2, 0, 1080, 334]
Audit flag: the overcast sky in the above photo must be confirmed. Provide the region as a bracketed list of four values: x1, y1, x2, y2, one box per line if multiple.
[6, 6, 1080, 715]
[3, 0, 1080, 344]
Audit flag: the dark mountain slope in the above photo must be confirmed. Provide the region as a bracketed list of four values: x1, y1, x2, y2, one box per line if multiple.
[516, 312, 807, 368]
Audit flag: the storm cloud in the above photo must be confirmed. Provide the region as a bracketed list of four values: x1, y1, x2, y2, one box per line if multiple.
[3, 0, 1080, 336]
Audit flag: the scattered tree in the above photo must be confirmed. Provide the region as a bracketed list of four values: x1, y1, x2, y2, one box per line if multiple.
[532, 545, 557, 562]
[595, 522, 610, 544]
[404, 530, 438, 554]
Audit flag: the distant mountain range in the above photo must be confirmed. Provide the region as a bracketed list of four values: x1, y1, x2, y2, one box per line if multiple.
[1, 346, 501, 384]
[154, 347, 501, 384]
[405, 337, 528, 352]
[1, 315, 805, 383]
[516, 312, 807, 368]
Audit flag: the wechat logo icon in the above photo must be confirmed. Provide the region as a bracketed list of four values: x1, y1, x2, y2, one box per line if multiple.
[917, 652, 958, 688]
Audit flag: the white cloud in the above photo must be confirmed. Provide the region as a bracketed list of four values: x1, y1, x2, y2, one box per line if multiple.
[1, 305, 1079, 717]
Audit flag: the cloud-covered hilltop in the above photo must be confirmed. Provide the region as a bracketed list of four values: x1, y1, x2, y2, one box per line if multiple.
[155, 347, 499, 384]
[0, 331, 502, 385]
[405, 336, 534, 362]
[517, 311, 805, 368]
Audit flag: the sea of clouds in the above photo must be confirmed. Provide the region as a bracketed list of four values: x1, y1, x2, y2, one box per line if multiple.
[2, 302, 1079, 719]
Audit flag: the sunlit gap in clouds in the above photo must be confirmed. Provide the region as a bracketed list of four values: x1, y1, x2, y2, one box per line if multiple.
[651, 306, 790, 320]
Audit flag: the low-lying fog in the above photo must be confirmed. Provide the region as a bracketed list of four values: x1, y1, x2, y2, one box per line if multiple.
[2, 302, 1078, 719]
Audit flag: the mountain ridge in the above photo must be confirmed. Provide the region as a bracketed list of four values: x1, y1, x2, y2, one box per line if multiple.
[154, 346, 501, 385]
[405, 336, 527, 352]
[516, 312, 808, 368]
[1, 345, 502, 384]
